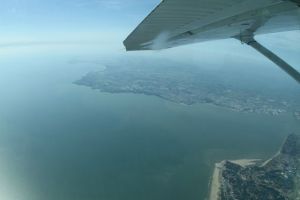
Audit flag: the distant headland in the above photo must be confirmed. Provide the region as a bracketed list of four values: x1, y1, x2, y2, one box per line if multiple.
[74, 64, 300, 119]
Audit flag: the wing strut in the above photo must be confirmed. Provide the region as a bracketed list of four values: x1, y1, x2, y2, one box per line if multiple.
[239, 34, 300, 84]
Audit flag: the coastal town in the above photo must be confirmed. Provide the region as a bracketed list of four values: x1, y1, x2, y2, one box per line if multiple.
[209, 134, 300, 200]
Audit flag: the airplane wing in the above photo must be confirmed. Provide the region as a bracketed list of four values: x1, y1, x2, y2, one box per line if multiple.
[124, 0, 300, 83]
[124, 0, 300, 51]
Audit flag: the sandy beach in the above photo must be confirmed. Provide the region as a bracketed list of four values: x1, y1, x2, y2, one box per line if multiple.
[230, 159, 260, 167]
[209, 162, 224, 200]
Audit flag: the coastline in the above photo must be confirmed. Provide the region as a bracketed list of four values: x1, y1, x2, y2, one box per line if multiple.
[261, 151, 280, 167]
[230, 159, 261, 167]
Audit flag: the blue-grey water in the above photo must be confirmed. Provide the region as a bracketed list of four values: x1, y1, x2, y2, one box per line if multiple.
[0, 45, 299, 200]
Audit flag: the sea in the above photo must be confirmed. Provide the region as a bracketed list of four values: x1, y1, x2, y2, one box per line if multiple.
[0, 45, 299, 200]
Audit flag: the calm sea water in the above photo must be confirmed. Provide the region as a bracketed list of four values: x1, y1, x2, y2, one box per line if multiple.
[0, 46, 299, 200]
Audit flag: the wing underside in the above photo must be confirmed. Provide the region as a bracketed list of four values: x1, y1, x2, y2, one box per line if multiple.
[124, 0, 300, 51]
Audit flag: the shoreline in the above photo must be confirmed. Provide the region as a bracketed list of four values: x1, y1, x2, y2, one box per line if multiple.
[209, 162, 223, 200]
[230, 159, 261, 167]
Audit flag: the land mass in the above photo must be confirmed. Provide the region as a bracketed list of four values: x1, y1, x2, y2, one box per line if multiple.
[74, 64, 300, 117]
[209, 134, 300, 200]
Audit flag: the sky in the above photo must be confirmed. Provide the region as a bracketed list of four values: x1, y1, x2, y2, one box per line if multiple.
[0, 0, 299, 75]
[0, 0, 160, 42]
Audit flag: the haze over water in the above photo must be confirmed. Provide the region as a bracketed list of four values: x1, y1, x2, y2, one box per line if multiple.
[0, 45, 299, 200]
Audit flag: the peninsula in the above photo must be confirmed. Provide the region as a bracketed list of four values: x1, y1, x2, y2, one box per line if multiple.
[209, 134, 300, 200]
[74, 64, 300, 118]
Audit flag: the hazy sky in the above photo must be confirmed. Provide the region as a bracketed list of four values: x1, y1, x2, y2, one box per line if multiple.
[0, 0, 299, 74]
[0, 0, 159, 41]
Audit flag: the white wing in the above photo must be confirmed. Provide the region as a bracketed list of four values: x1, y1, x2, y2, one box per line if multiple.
[124, 0, 300, 51]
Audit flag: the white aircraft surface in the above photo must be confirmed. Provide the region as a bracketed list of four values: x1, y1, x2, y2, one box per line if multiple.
[124, 0, 300, 83]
